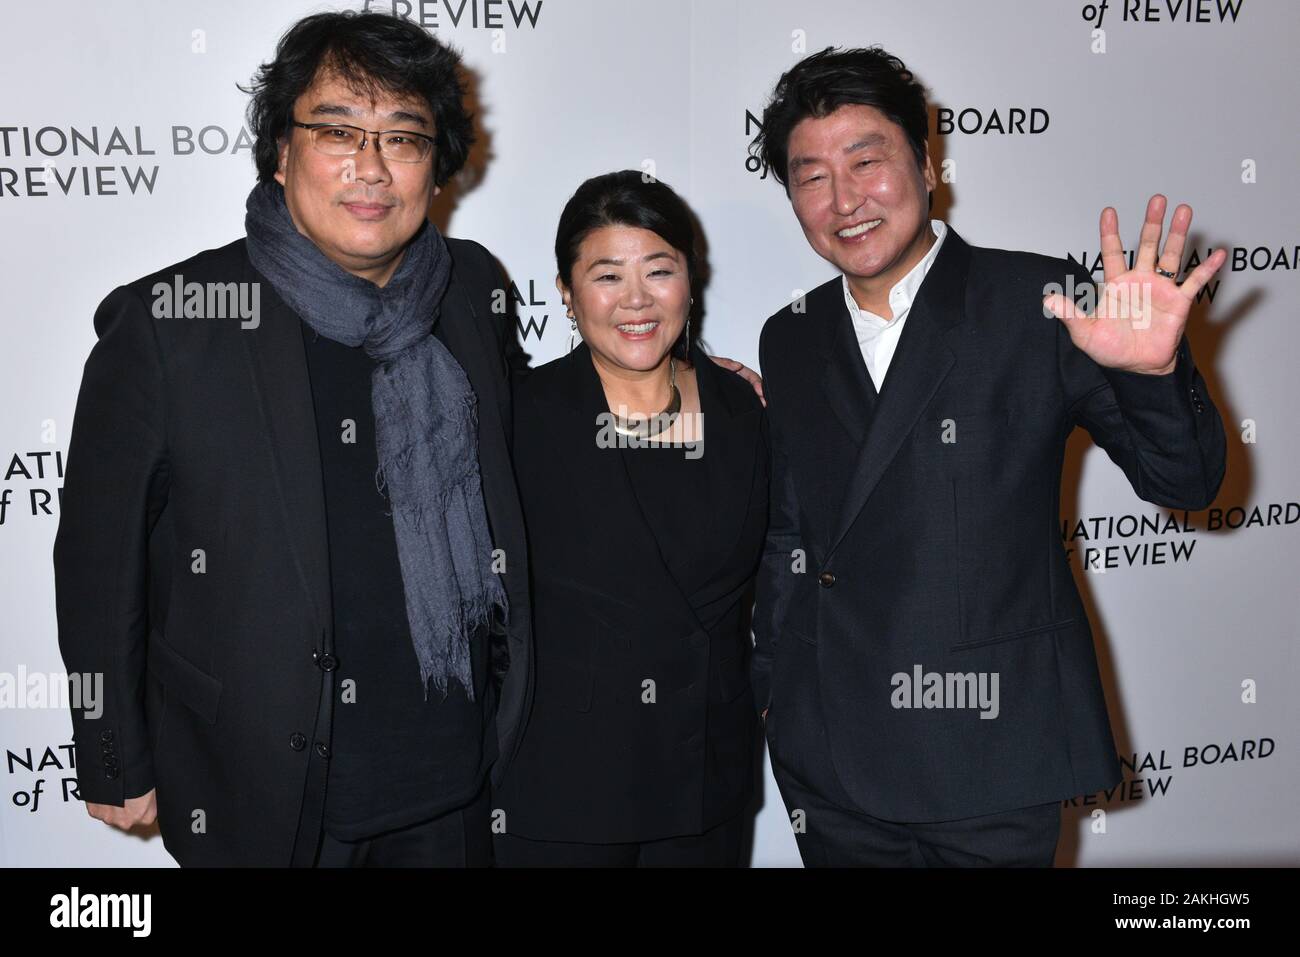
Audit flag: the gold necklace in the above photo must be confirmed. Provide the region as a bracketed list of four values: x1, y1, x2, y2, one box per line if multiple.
[611, 358, 681, 439]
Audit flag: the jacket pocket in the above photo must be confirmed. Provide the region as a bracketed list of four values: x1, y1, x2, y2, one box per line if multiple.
[950, 617, 1076, 653]
[147, 628, 223, 724]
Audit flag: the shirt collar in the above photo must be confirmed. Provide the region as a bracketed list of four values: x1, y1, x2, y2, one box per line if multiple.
[842, 219, 948, 325]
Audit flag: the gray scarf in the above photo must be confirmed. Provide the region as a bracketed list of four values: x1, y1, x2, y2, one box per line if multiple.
[244, 179, 506, 702]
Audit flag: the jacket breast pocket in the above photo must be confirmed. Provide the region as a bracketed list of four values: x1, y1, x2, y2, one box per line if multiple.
[950, 617, 1077, 652]
[147, 628, 223, 724]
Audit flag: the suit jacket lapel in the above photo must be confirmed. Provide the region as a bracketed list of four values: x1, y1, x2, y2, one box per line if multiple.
[434, 256, 511, 438]
[616, 343, 760, 608]
[826, 228, 972, 560]
[819, 282, 877, 449]
[240, 254, 332, 636]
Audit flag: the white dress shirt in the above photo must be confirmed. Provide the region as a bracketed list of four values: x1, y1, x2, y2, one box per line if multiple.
[841, 219, 948, 391]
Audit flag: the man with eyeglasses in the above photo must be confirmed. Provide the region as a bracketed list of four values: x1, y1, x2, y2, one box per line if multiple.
[53, 11, 533, 866]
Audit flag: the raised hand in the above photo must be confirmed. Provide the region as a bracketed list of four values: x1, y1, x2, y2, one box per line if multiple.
[1044, 195, 1226, 375]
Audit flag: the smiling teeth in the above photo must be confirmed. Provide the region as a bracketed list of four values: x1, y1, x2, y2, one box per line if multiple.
[838, 219, 882, 238]
[618, 321, 658, 333]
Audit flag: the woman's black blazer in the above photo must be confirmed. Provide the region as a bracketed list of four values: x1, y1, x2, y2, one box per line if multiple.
[494, 341, 768, 844]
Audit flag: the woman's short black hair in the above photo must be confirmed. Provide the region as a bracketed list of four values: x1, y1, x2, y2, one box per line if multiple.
[555, 171, 699, 358]
[751, 46, 930, 191]
[239, 11, 474, 188]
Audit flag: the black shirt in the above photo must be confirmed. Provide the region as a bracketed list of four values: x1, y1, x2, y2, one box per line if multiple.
[300, 321, 491, 841]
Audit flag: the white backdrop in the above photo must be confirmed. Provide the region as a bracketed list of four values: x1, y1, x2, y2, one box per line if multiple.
[1, 0, 1296, 867]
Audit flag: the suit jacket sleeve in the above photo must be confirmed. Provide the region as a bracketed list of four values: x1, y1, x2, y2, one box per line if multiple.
[1057, 265, 1226, 511]
[53, 285, 170, 806]
[750, 329, 800, 717]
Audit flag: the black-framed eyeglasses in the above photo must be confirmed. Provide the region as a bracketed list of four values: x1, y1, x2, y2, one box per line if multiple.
[290, 120, 435, 164]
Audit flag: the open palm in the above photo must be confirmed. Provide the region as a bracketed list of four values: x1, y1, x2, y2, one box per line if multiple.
[1044, 195, 1226, 375]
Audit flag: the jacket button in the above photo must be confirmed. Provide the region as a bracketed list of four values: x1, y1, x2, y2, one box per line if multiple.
[289, 732, 307, 751]
[104, 767, 119, 781]
[818, 571, 836, 588]
[100, 730, 114, 743]
[314, 742, 330, 759]
[317, 654, 338, 672]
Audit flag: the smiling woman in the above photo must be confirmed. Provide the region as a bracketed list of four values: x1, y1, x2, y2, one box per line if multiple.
[491, 171, 769, 867]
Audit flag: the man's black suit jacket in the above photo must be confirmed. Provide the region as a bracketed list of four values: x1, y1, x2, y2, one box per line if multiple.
[752, 226, 1226, 822]
[53, 235, 532, 865]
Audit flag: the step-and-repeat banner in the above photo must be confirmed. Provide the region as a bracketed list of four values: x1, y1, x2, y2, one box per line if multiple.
[2, 0, 1295, 867]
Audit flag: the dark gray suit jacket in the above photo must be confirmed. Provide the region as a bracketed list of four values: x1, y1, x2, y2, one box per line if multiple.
[752, 226, 1225, 821]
